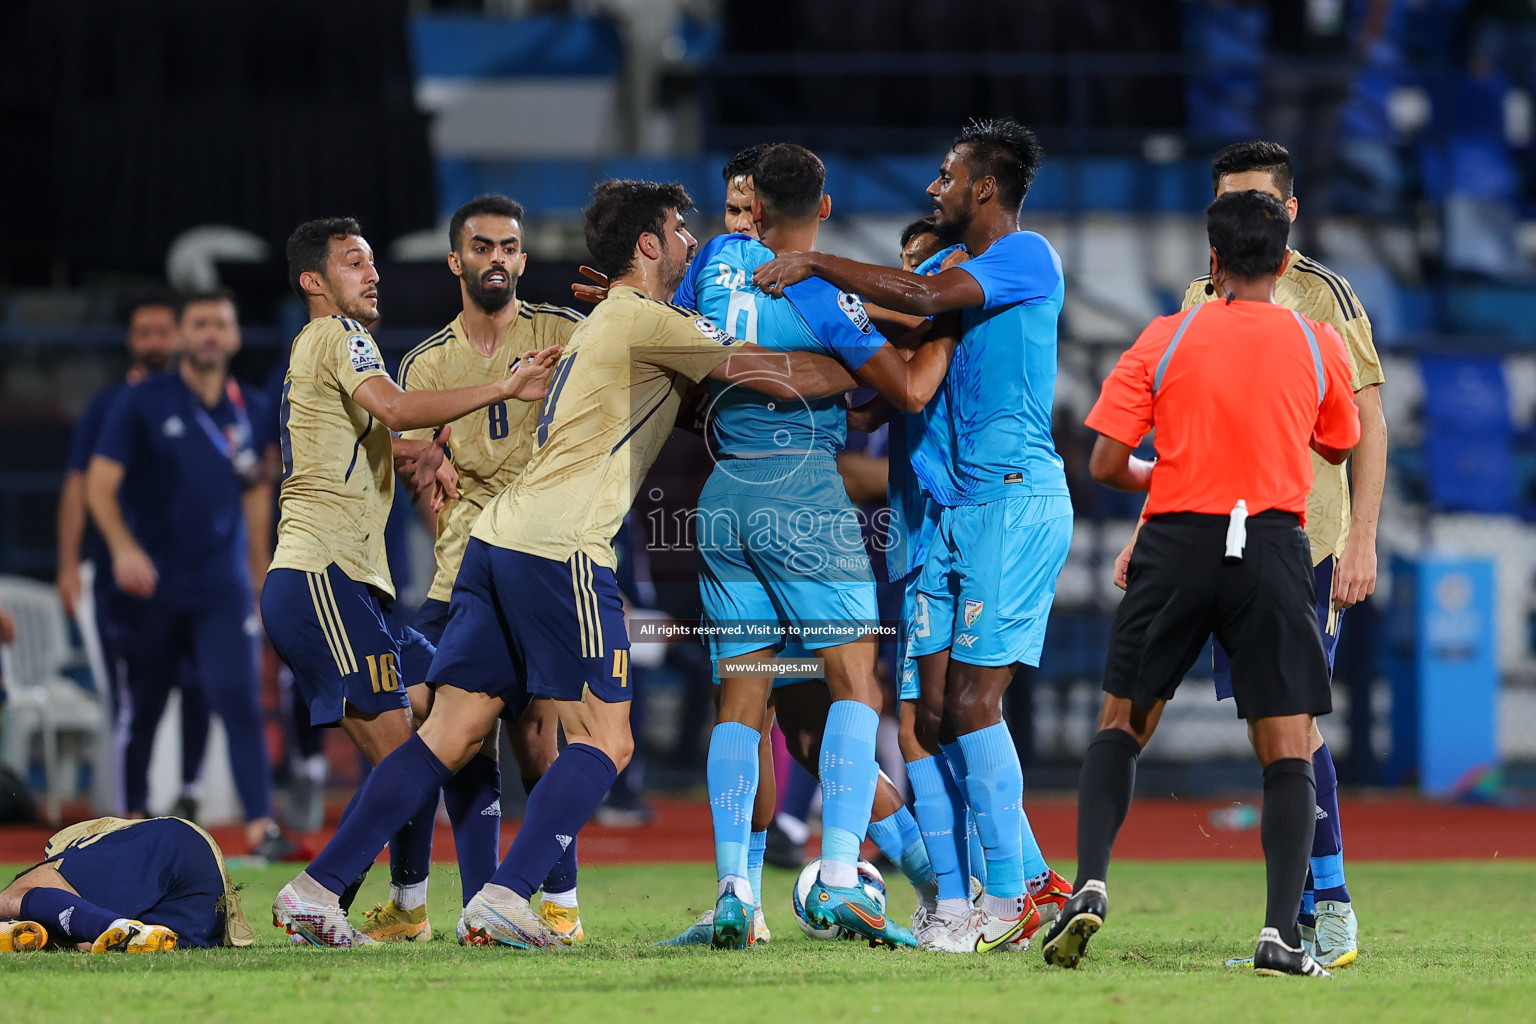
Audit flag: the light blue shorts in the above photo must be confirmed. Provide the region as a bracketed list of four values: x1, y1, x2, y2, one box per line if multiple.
[909, 494, 1073, 669]
[897, 567, 924, 701]
[698, 454, 879, 662]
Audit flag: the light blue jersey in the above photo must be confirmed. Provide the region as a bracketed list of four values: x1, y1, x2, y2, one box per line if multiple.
[681, 234, 884, 660]
[678, 233, 884, 456]
[911, 230, 1068, 506]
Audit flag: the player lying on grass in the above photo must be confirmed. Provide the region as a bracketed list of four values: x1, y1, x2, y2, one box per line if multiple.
[755, 118, 1074, 953]
[1, 816, 251, 953]
[1041, 190, 1359, 979]
[272, 179, 864, 949]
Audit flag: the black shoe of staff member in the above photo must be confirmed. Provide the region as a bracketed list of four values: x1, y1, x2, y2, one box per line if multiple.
[1253, 927, 1332, 978]
[1041, 879, 1107, 969]
[763, 820, 803, 870]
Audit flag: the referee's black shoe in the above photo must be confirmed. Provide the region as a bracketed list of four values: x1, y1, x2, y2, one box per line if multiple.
[1041, 879, 1106, 969]
[1252, 927, 1332, 978]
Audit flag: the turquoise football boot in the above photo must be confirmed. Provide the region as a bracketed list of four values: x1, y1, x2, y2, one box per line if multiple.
[711, 884, 755, 949]
[805, 878, 916, 948]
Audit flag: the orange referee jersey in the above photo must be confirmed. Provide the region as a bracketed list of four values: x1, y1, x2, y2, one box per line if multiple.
[1086, 299, 1360, 521]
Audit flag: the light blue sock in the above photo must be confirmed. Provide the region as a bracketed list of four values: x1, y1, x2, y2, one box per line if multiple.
[956, 723, 1025, 900]
[940, 740, 987, 891]
[818, 700, 879, 887]
[867, 805, 935, 891]
[748, 830, 767, 911]
[906, 754, 968, 901]
[967, 811, 989, 890]
[708, 722, 761, 896]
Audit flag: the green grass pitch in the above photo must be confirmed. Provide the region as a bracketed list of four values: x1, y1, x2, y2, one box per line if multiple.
[3, 860, 1534, 1023]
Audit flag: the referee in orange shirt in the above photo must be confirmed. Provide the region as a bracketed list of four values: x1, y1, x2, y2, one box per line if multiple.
[1041, 191, 1360, 978]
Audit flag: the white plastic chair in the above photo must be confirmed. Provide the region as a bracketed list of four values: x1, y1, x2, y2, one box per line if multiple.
[0, 575, 113, 824]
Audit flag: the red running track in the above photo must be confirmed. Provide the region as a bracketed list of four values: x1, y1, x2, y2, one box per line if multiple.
[3, 793, 1534, 865]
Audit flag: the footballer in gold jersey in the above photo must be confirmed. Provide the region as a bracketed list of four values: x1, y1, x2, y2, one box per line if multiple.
[394, 194, 588, 943]
[275, 182, 864, 949]
[262, 217, 556, 949]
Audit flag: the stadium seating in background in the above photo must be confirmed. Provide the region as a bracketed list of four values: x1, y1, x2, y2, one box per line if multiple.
[1420, 354, 1516, 514]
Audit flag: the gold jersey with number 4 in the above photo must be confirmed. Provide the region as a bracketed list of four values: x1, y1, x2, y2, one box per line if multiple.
[270, 315, 395, 595]
[472, 286, 746, 569]
[398, 303, 584, 601]
[1182, 250, 1385, 564]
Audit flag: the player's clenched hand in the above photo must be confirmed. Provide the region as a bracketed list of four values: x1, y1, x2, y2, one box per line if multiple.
[113, 544, 158, 599]
[571, 266, 609, 305]
[0, 606, 15, 645]
[752, 251, 817, 296]
[503, 345, 562, 402]
[1331, 533, 1377, 610]
[939, 247, 970, 272]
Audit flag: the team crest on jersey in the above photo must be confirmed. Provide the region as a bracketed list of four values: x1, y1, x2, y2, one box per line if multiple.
[347, 333, 383, 372]
[162, 415, 186, 438]
[694, 317, 734, 346]
[837, 291, 873, 334]
[963, 599, 984, 628]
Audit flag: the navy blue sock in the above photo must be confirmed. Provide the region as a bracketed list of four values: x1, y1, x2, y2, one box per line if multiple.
[522, 775, 580, 895]
[443, 753, 502, 906]
[20, 888, 118, 944]
[389, 803, 437, 890]
[490, 744, 616, 900]
[308, 735, 453, 896]
[333, 786, 370, 912]
[1309, 741, 1351, 904]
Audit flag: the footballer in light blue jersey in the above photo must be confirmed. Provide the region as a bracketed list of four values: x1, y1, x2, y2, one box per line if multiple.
[753, 120, 1074, 950]
[680, 231, 885, 663]
[684, 144, 962, 953]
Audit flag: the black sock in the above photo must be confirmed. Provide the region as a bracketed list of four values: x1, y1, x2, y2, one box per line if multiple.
[1261, 757, 1317, 947]
[1073, 728, 1142, 889]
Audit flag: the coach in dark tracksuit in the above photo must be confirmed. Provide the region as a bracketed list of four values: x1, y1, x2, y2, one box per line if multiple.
[1040, 191, 1361, 978]
[85, 290, 290, 860]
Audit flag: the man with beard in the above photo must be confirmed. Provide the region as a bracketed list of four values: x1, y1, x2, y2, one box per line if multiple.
[84, 290, 288, 857]
[755, 119, 1073, 952]
[366, 194, 587, 944]
[262, 217, 559, 946]
[57, 298, 212, 821]
[273, 181, 862, 949]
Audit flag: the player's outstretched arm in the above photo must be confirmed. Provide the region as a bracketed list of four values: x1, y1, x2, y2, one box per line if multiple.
[352, 345, 561, 432]
[708, 344, 858, 401]
[1088, 435, 1154, 492]
[754, 252, 984, 318]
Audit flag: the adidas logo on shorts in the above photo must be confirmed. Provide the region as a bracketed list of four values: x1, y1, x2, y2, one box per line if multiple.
[555, 834, 573, 850]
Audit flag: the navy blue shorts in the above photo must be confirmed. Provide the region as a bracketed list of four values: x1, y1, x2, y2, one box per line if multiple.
[1214, 558, 1338, 701]
[47, 819, 225, 948]
[261, 565, 435, 726]
[428, 540, 632, 706]
[414, 597, 451, 646]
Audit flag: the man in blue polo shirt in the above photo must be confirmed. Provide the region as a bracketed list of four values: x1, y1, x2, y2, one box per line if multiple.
[56, 298, 211, 817]
[85, 289, 291, 859]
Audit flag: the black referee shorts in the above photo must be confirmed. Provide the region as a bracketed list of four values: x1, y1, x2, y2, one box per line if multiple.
[1103, 511, 1332, 721]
